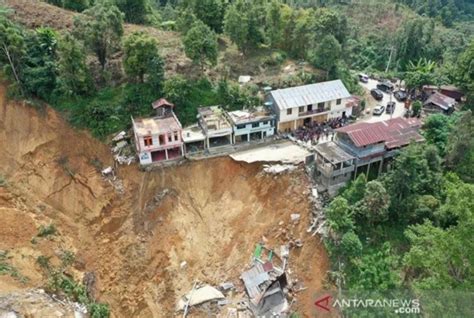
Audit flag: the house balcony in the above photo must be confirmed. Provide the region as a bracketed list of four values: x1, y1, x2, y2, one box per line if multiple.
[317, 163, 355, 178]
[298, 107, 331, 117]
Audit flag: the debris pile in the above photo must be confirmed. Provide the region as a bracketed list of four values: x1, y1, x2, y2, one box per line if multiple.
[100, 166, 124, 194]
[307, 188, 328, 240]
[177, 284, 225, 314]
[111, 131, 136, 165]
[262, 164, 297, 174]
[239, 244, 293, 317]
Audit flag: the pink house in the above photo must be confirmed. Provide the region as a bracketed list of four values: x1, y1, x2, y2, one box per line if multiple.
[132, 98, 184, 165]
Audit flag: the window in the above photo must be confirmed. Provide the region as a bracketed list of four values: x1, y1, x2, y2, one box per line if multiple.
[159, 134, 165, 145]
[168, 134, 172, 142]
[144, 136, 153, 147]
[262, 121, 268, 125]
[299, 106, 305, 113]
[336, 98, 341, 105]
[174, 131, 179, 141]
[236, 124, 246, 130]
[317, 102, 325, 110]
[287, 108, 292, 115]
[307, 104, 313, 111]
[252, 122, 259, 128]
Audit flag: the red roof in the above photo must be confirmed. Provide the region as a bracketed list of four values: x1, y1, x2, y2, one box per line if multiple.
[336, 118, 423, 149]
[152, 98, 174, 109]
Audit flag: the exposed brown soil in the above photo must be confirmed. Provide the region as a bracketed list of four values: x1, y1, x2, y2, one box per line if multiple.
[0, 84, 329, 317]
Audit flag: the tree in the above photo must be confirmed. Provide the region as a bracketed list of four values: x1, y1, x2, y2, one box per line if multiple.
[383, 144, 443, 221]
[265, 0, 283, 47]
[224, 1, 249, 53]
[310, 8, 348, 45]
[422, 113, 455, 156]
[0, 15, 26, 93]
[342, 174, 367, 205]
[445, 111, 474, 183]
[22, 27, 59, 100]
[357, 181, 390, 226]
[175, 8, 197, 33]
[340, 230, 363, 258]
[74, 2, 124, 71]
[123, 32, 161, 83]
[411, 100, 422, 116]
[183, 21, 218, 68]
[309, 34, 341, 78]
[404, 58, 436, 92]
[454, 40, 474, 110]
[351, 243, 399, 290]
[185, 0, 224, 33]
[396, 17, 433, 70]
[325, 197, 354, 233]
[116, 0, 150, 24]
[56, 32, 92, 97]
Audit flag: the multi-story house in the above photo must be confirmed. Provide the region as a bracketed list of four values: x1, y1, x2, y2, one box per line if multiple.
[226, 107, 275, 144]
[132, 98, 184, 165]
[314, 117, 424, 193]
[267, 80, 352, 132]
[197, 106, 234, 149]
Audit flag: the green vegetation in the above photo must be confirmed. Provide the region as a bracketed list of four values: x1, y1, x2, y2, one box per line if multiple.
[325, 111, 474, 316]
[0, 250, 28, 283]
[37, 224, 57, 237]
[0, 174, 7, 187]
[37, 250, 109, 318]
[183, 20, 218, 68]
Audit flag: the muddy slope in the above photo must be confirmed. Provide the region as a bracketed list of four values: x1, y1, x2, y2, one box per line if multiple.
[0, 85, 328, 317]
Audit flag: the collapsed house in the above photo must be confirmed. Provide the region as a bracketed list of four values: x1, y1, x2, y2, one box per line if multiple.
[132, 98, 184, 165]
[197, 106, 234, 149]
[240, 245, 289, 316]
[226, 107, 276, 144]
[315, 117, 424, 193]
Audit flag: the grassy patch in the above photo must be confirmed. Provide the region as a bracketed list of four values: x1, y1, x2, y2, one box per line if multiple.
[0, 174, 7, 187]
[0, 250, 28, 283]
[36, 251, 110, 318]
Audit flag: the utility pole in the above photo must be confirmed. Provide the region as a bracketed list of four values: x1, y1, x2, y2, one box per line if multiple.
[385, 46, 395, 74]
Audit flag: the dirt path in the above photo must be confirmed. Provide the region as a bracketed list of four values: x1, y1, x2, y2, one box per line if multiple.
[0, 84, 329, 317]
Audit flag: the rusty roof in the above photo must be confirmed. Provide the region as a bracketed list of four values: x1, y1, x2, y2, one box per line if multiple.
[152, 98, 174, 109]
[336, 118, 423, 149]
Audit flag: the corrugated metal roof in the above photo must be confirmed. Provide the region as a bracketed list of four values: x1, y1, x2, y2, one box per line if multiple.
[336, 118, 423, 148]
[270, 80, 351, 110]
[423, 92, 456, 110]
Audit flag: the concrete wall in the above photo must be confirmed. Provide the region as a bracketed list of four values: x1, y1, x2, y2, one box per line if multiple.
[335, 134, 385, 158]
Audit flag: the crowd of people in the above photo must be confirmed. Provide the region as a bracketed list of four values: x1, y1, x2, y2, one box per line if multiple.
[293, 117, 348, 143]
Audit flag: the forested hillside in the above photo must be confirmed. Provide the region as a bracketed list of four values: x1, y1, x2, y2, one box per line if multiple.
[1, 0, 472, 138]
[0, 0, 473, 317]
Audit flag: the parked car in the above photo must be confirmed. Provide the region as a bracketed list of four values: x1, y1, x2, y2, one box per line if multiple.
[373, 105, 385, 115]
[394, 90, 408, 102]
[358, 73, 369, 83]
[376, 81, 394, 93]
[386, 101, 396, 114]
[370, 89, 384, 101]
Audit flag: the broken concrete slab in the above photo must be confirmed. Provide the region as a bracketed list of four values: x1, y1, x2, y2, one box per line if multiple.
[176, 285, 225, 311]
[262, 164, 297, 174]
[230, 141, 311, 164]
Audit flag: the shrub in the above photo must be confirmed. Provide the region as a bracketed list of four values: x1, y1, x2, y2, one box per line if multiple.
[37, 224, 57, 237]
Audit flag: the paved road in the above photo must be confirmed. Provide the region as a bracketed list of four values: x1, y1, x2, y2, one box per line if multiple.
[358, 79, 406, 123]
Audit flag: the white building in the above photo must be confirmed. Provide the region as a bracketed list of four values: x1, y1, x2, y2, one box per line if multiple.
[226, 108, 275, 143]
[267, 80, 352, 132]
